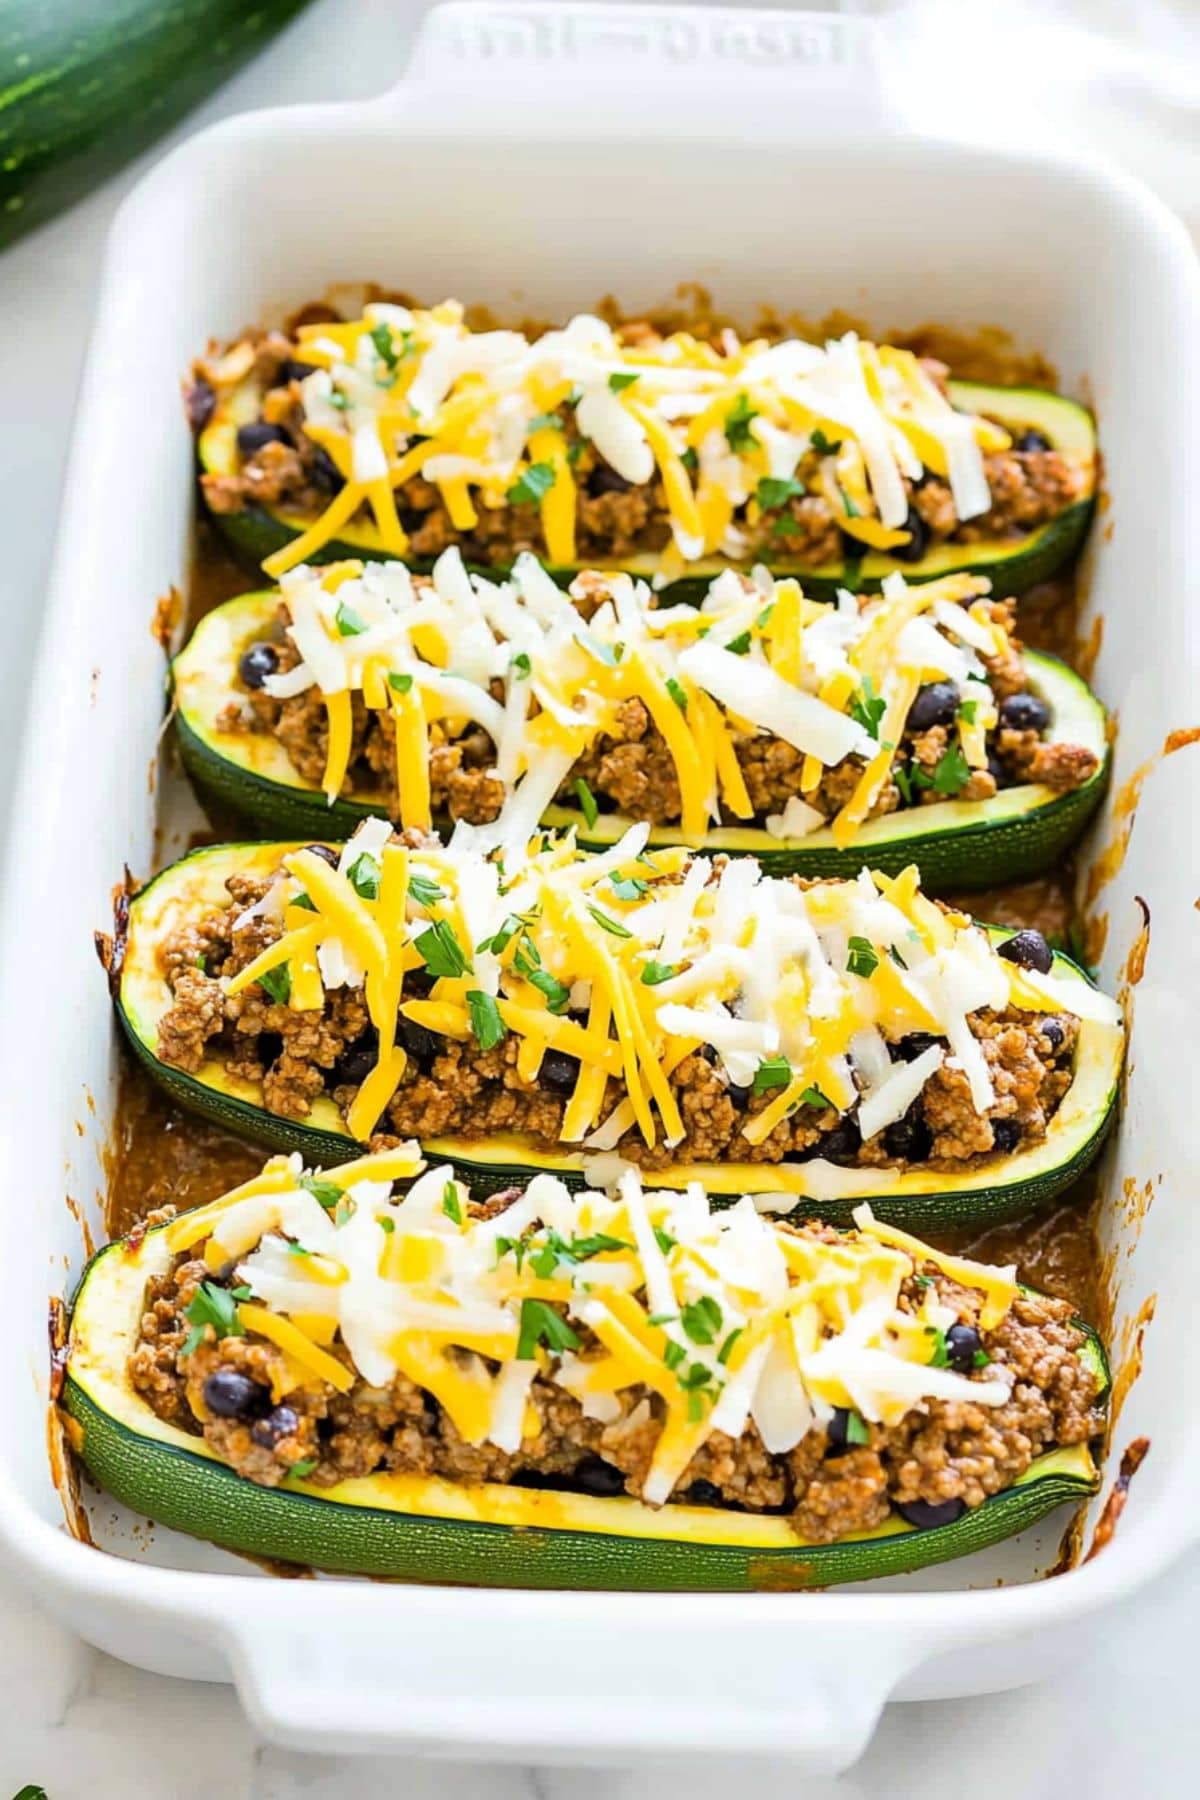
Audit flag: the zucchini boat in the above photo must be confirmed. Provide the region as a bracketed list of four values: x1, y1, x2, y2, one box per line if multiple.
[191, 303, 1096, 600]
[105, 828, 1125, 1233]
[171, 559, 1107, 887]
[64, 1157, 1110, 1589]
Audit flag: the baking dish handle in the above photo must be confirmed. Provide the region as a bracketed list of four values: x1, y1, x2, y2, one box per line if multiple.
[392, 2, 886, 125]
[225, 1594, 918, 1768]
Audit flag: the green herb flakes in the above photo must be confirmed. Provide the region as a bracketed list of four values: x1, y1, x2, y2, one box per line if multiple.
[466, 989, 507, 1052]
[507, 462, 556, 506]
[846, 936, 880, 979]
[516, 1299, 580, 1362]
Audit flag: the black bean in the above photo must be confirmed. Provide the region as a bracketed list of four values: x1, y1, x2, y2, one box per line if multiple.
[998, 691, 1050, 734]
[1041, 1017, 1065, 1051]
[1014, 430, 1052, 454]
[802, 1115, 861, 1165]
[586, 462, 632, 498]
[825, 1407, 852, 1452]
[987, 751, 1011, 790]
[882, 1106, 932, 1163]
[889, 505, 930, 564]
[990, 1118, 1022, 1153]
[944, 1322, 983, 1373]
[251, 1405, 301, 1449]
[236, 420, 291, 458]
[997, 928, 1053, 973]
[302, 843, 341, 868]
[892, 1032, 943, 1063]
[283, 358, 318, 384]
[896, 1497, 966, 1530]
[574, 1458, 626, 1499]
[906, 682, 960, 732]
[202, 1371, 268, 1420]
[309, 445, 345, 494]
[540, 1048, 581, 1093]
[839, 529, 866, 564]
[726, 1081, 753, 1111]
[398, 1014, 442, 1070]
[237, 641, 279, 690]
[186, 378, 216, 433]
[684, 1478, 724, 1507]
[334, 1035, 381, 1088]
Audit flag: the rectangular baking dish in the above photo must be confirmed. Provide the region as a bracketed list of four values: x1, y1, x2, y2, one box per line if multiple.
[0, 2, 1197, 1770]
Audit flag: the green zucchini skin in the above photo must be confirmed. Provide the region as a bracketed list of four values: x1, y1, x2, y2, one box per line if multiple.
[112, 844, 1125, 1232]
[172, 590, 1108, 885]
[198, 381, 1096, 600]
[62, 1229, 1108, 1589]
[0, 1, 311, 251]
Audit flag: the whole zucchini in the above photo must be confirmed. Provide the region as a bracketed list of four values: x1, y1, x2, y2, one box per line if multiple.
[107, 839, 1126, 1234]
[0, 0, 311, 250]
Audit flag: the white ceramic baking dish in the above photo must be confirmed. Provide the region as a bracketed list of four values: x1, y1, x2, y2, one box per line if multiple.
[0, 1, 1197, 1770]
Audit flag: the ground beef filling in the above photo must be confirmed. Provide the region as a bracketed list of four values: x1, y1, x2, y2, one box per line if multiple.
[192, 332, 1090, 571]
[218, 594, 1097, 829]
[153, 873, 1081, 1171]
[129, 1242, 1104, 1544]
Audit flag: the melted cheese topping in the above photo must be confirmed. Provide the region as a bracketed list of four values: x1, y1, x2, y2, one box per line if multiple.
[214, 824, 1118, 1148]
[166, 1155, 1022, 1502]
[215, 304, 1003, 580]
[255, 555, 1008, 842]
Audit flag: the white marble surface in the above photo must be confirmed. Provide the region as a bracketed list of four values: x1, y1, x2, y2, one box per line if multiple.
[0, 0, 1197, 1788]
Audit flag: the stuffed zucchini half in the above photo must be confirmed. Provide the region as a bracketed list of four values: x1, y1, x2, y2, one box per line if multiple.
[104, 825, 1125, 1233]
[64, 1155, 1109, 1589]
[190, 302, 1096, 600]
[172, 557, 1107, 888]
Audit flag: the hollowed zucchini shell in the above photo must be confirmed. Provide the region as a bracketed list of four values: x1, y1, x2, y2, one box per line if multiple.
[63, 1218, 1107, 1589]
[112, 842, 1125, 1233]
[172, 588, 1108, 886]
[197, 380, 1096, 602]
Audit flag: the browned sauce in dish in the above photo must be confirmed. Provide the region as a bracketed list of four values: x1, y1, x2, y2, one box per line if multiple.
[100, 301, 1105, 1452]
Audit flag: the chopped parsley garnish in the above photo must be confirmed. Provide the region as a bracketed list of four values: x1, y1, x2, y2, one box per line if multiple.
[608, 371, 639, 392]
[527, 410, 562, 433]
[810, 428, 841, 455]
[687, 1391, 710, 1423]
[495, 1234, 528, 1273]
[369, 320, 407, 371]
[195, 952, 207, 972]
[663, 1340, 686, 1371]
[609, 874, 648, 902]
[680, 1295, 723, 1345]
[511, 651, 531, 679]
[770, 513, 798, 539]
[892, 761, 932, 806]
[752, 1054, 792, 1094]
[838, 484, 861, 519]
[846, 936, 880, 979]
[573, 776, 599, 829]
[516, 1299, 580, 1362]
[799, 1085, 833, 1110]
[415, 917, 472, 979]
[665, 676, 688, 713]
[726, 629, 752, 655]
[647, 1311, 677, 1327]
[530, 1229, 633, 1278]
[408, 871, 444, 908]
[347, 852, 380, 900]
[442, 1181, 464, 1225]
[566, 440, 586, 466]
[678, 1361, 714, 1391]
[477, 913, 525, 956]
[717, 1327, 743, 1366]
[514, 938, 571, 1013]
[848, 676, 886, 740]
[680, 446, 698, 474]
[927, 1328, 952, 1369]
[973, 1348, 992, 1368]
[300, 1174, 344, 1210]
[755, 474, 804, 510]
[387, 670, 414, 695]
[845, 1411, 871, 1446]
[931, 741, 972, 795]
[335, 598, 367, 637]
[889, 944, 909, 969]
[287, 1242, 312, 1259]
[723, 392, 759, 453]
[257, 963, 291, 1005]
[755, 603, 775, 630]
[377, 1216, 395, 1234]
[958, 698, 978, 725]
[653, 1225, 676, 1254]
[507, 461, 556, 506]
[466, 989, 507, 1052]
[913, 1273, 934, 1289]
[290, 891, 317, 912]
[586, 902, 633, 939]
[181, 1281, 249, 1356]
[641, 958, 679, 986]
[289, 1457, 318, 1479]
